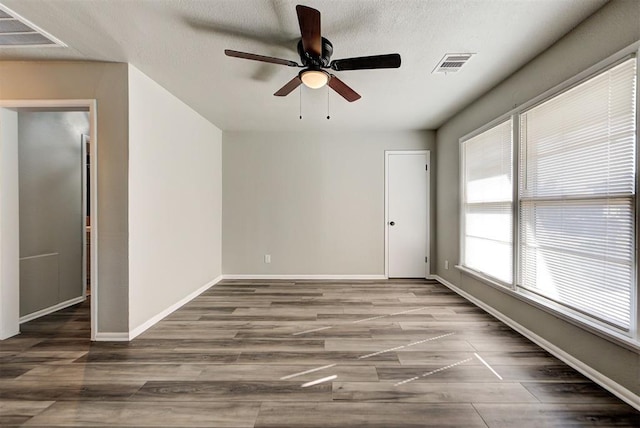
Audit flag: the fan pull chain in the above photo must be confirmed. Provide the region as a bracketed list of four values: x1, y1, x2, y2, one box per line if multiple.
[327, 86, 331, 120]
[299, 86, 303, 120]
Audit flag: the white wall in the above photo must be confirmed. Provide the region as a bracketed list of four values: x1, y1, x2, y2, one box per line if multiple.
[223, 130, 435, 276]
[435, 0, 640, 396]
[128, 65, 223, 335]
[0, 109, 19, 339]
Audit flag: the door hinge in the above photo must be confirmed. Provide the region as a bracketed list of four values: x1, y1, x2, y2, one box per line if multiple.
[425, 257, 428, 263]
[425, 164, 428, 171]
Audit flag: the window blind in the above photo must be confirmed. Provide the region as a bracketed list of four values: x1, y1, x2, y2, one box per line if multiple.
[519, 57, 637, 330]
[462, 119, 513, 284]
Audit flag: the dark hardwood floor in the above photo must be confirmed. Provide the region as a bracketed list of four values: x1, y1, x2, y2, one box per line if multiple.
[1, 279, 638, 427]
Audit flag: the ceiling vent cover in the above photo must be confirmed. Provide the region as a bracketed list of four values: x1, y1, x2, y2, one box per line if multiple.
[433, 53, 474, 74]
[0, 4, 66, 47]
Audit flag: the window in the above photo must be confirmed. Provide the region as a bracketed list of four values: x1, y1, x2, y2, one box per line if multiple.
[460, 54, 637, 339]
[461, 120, 513, 284]
[519, 58, 637, 331]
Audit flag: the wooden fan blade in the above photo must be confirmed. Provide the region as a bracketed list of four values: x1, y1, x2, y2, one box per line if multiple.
[274, 76, 302, 96]
[225, 49, 299, 67]
[328, 75, 361, 102]
[296, 5, 321, 57]
[330, 53, 401, 71]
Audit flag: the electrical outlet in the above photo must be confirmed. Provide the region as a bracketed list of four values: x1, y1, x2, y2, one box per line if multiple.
[264, 254, 271, 264]
[444, 260, 449, 270]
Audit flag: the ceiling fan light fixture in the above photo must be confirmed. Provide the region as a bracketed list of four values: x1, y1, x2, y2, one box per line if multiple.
[225, 4, 399, 102]
[300, 69, 329, 89]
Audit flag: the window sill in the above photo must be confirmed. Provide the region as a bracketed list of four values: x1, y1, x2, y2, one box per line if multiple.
[455, 265, 640, 353]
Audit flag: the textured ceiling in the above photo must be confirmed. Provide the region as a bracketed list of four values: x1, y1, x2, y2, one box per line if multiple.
[0, 0, 607, 131]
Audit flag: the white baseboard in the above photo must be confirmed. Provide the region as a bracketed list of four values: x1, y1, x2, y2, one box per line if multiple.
[19, 295, 85, 324]
[221, 274, 387, 280]
[127, 275, 223, 340]
[0, 327, 20, 340]
[94, 332, 130, 341]
[433, 275, 640, 411]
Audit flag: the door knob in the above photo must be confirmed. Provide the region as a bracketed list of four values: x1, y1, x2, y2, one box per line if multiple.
[389, 221, 395, 226]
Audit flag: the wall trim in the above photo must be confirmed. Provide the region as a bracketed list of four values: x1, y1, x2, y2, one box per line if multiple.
[222, 274, 387, 281]
[19, 295, 85, 324]
[94, 332, 130, 342]
[433, 274, 640, 411]
[0, 327, 19, 340]
[127, 275, 223, 340]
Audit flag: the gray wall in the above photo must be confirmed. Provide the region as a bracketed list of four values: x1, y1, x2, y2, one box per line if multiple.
[435, 0, 640, 395]
[18, 111, 88, 317]
[223, 130, 435, 275]
[0, 62, 130, 334]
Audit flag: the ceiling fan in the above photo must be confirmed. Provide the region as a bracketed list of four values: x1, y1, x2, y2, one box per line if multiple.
[225, 4, 401, 102]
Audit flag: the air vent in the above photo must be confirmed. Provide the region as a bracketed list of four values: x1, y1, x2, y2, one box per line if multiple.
[433, 53, 474, 74]
[0, 4, 66, 47]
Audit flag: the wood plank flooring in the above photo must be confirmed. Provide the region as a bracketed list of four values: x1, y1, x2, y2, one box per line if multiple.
[1, 279, 638, 427]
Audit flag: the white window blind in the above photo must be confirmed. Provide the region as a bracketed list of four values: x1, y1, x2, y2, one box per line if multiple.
[519, 57, 637, 330]
[462, 119, 513, 284]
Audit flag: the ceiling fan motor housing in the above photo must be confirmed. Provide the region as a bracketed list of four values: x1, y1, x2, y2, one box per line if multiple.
[297, 37, 333, 67]
[224, 4, 399, 102]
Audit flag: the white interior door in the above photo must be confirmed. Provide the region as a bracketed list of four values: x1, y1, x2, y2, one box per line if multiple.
[386, 151, 429, 278]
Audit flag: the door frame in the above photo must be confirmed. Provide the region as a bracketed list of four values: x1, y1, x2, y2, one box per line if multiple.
[384, 150, 431, 279]
[0, 99, 98, 340]
[81, 133, 89, 299]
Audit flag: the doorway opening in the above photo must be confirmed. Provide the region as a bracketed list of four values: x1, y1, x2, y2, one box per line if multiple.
[0, 100, 98, 340]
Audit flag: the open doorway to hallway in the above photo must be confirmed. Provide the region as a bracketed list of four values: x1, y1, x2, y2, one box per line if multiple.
[0, 100, 98, 340]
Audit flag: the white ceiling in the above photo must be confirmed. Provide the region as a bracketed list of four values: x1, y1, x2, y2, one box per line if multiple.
[0, 0, 607, 131]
